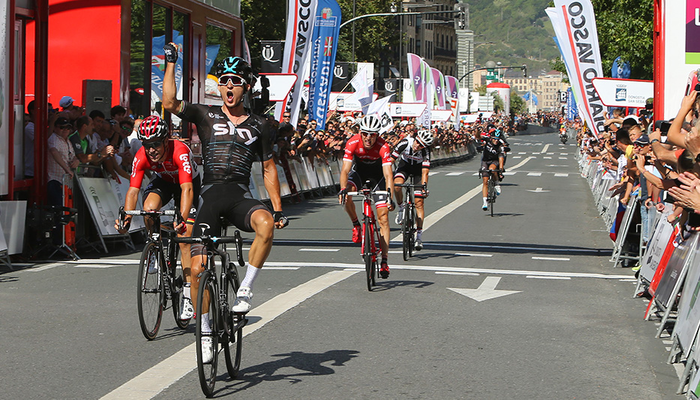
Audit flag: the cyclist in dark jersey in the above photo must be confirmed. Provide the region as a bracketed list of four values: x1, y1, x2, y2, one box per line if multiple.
[163, 44, 287, 363]
[477, 129, 505, 210]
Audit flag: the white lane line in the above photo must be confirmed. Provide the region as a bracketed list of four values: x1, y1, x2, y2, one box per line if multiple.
[512, 156, 522, 159]
[436, 271, 480, 276]
[67, 259, 139, 265]
[532, 256, 570, 261]
[388, 250, 404, 254]
[518, 152, 527, 154]
[543, 157, 552, 159]
[559, 157, 568, 160]
[503, 171, 517, 176]
[560, 153, 569, 156]
[263, 261, 631, 280]
[263, 267, 300, 270]
[531, 152, 541, 155]
[527, 276, 571, 280]
[101, 269, 359, 400]
[74, 265, 123, 269]
[527, 172, 542, 177]
[26, 263, 63, 272]
[455, 252, 493, 258]
[619, 278, 637, 282]
[299, 248, 340, 252]
[391, 157, 535, 242]
[554, 173, 569, 177]
[542, 144, 550, 153]
[429, 172, 439, 176]
[446, 172, 466, 176]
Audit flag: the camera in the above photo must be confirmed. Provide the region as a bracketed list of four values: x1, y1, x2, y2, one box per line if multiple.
[655, 120, 671, 134]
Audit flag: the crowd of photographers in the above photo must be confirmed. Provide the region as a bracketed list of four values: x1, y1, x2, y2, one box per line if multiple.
[577, 90, 700, 246]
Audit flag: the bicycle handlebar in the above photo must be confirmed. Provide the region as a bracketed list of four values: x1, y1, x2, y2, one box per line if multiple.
[123, 209, 178, 217]
[173, 236, 239, 245]
[346, 190, 389, 197]
[118, 206, 183, 231]
[395, 183, 426, 189]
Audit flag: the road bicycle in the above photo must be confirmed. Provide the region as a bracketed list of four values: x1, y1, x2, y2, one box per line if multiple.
[480, 168, 502, 217]
[177, 227, 246, 398]
[119, 207, 189, 340]
[396, 183, 425, 261]
[348, 183, 388, 291]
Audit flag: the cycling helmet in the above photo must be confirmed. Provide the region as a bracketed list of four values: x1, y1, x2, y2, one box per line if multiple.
[494, 129, 502, 138]
[415, 129, 434, 147]
[216, 56, 255, 86]
[359, 115, 382, 133]
[137, 115, 169, 141]
[481, 132, 491, 139]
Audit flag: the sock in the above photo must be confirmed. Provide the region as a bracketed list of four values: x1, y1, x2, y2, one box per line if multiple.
[240, 263, 261, 290]
[483, 197, 488, 204]
[416, 230, 422, 240]
[183, 283, 191, 299]
[201, 313, 211, 333]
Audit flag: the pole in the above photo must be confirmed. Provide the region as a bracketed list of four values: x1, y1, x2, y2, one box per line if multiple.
[352, 0, 356, 64]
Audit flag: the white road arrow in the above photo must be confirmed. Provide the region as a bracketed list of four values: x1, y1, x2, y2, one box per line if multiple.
[448, 276, 521, 302]
[526, 187, 550, 193]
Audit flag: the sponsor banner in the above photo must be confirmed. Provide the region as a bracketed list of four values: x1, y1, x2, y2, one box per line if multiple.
[546, 1, 605, 136]
[307, 0, 342, 131]
[420, 59, 432, 128]
[331, 62, 350, 92]
[567, 87, 578, 120]
[402, 78, 415, 102]
[430, 110, 453, 122]
[389, 102, 427, 118]
[260, 40, 284, 73]
[431, 68, 445, 110]
[256, 74, 298, 102]
[275, 0, 318, 125]
[151, 31, 185, 106]
[406, 53, 425, 102]
[330, 92, 378, 111]
[591, 78, 653, 108]
[382, 78, 398, 96]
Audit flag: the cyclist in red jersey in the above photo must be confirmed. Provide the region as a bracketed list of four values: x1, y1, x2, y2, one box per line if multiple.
[115, 115, 200, 320]
[338, 115, 395, 278]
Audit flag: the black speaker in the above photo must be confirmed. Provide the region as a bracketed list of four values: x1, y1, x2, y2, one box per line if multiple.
[82, 80, 112, 118]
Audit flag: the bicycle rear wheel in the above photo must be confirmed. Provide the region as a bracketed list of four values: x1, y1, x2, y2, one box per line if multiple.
[223, 264, 243, 379]
[137, 242, 164, 340]
[408, 205, 416, 258]
[488, 177, 495, 217]
[363, 220, 373, 291]
[196, 270, 219, 397]
[402, 205, 410, 261]
[168, 241, 189, 329]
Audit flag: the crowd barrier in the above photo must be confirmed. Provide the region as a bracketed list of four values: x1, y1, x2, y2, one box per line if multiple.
[578, 150, 700, 397]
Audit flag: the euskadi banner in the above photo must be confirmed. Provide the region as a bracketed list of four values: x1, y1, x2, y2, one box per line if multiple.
[546, 0, 605, 137]
[275, 0, 318, 126]
[406, 53, 425, 102]
[307, 0, 341, 131]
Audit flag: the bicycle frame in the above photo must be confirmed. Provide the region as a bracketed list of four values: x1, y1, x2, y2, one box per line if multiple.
[347, 187, 388, 290]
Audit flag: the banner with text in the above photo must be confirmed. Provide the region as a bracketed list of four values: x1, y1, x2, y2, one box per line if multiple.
[307, 0, 341, 130]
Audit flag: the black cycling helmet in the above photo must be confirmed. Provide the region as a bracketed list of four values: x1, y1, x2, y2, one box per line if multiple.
[137, 115, 169, 141]
[216, 56, 255, 86]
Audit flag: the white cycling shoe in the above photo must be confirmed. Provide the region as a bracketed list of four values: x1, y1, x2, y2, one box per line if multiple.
[232, 287, 253, 313]
[180, 297, 194, 320]
[495, 185, 501, 195]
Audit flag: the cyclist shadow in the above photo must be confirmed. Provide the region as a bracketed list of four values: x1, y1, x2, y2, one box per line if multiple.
[371, 279, 433, 291]
[215, 349, 360, 395]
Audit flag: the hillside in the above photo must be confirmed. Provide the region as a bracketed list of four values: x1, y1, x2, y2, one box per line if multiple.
[467, 0, 558, 76]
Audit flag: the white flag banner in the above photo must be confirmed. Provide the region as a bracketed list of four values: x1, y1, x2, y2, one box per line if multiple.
[275, 0, 318, 126]
[546, 0, 605, 137]
[366, 94, 394, 134]
[350, 67, 371, 114]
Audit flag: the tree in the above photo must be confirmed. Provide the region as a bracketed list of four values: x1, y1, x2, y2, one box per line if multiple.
[510, 91, 526, 114]
[493, 93, 504, 113]
[241, 0, 287, 71]
[336, 0, 399, 65]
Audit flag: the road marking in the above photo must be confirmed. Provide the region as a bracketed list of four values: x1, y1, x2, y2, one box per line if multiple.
[531, 152, 540, 155]
[618, 278, 637, 282]
[559, 157, 568, 160]
[101, 269, 359, 400]
[554, 173, 569, 177]
[542, 144, 550, 153]
[394, 156, 538, 243]
[449, 276, 521, 302]
[527, 172, 542, 177]
[518, 152, 527, 154]
[436, 271, 480, 276]
[429, 171, 439, 176]
[445, 172, 465, 176]
[526, 188, 550, 193]
[262, 261, 630, 280]
[68, 259, 139, 265]
[560, 153, 569, 155]
[74, 264, 124, 269]
[543, 157, 552, 159]
[532, 256, 570, 261]
[512, 156, 522, 159]
[299, 248, 340, 252]
[26, 263, 63, 272]
[263, 267, 300, 270]
[527, 275, 571, 280]
[455, 252, 493, 258]
[504, 171, 516, 176]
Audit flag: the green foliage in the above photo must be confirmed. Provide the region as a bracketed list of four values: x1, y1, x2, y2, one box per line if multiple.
[510, 90, 526, 114]
[336, 0, 399, 64]
[241, 0, 287, 71]
[492, 92, 504, 112]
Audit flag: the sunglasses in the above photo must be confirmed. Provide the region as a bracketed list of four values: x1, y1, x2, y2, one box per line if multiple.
[143, 140, 164, 149]
[60, 125, 73, 130]
[218, 75, 246, 86]
[361, 131, 377, 137]
[283, 115, 291, 118]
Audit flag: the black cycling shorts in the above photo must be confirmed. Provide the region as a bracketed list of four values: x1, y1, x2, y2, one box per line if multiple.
[144, 175, 201, 222]
[348, 170, 389, 208]
[192, 182, 270, 237]
[480, 160, 499, 178]
[393, 163, 426, 199]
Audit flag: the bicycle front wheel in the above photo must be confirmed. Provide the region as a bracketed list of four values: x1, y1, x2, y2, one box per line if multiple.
[196, 270, 219, 397]
[408, 205, 416, 258]
[223, 264, 243, 379]
[137, 242, 164, 340]
[488, 178, 496, 217]
[402, 206, 410, 261]
[363, 220, 373, 291]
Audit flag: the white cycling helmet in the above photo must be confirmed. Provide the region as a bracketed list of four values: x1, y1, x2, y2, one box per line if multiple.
[359, 115, 382, 133]
[416, 129, 434, 147]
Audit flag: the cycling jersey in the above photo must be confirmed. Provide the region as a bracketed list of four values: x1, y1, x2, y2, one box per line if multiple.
[130, 140, 199, 189]
[480, 141, 505, 162]
[391, 136, 430, 168]
[177, 102, 274, 185]
[343, 134, 392, 179]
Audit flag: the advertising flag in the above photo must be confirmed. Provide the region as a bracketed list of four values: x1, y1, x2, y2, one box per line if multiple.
[567, 87, 578, 120]
[407, 53, 425, 102]
[307, 0, 341, 130]
[446, 76, 459, 100]
[350, 67, 371, 114]
[366, 94, 394, 134]
[275, 0, 318, 126]
[431, 68, 444, 110]
[546, 1, 604, 136]
[420, 59, 432, 128]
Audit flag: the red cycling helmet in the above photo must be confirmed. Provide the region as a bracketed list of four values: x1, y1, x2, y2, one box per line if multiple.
[137, 115, 169, 141]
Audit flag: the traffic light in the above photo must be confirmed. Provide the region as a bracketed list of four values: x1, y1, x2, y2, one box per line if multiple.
[454, 4, 466, 30]
[521, 65, 527, 78]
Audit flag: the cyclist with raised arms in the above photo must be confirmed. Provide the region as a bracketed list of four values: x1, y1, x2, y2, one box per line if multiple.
[392, 129, 433, 251]
[478, 129, 505, 210]
[115, 115, 200, 321]
[338, 115, 395, 278]
[162, 43, 288, 363]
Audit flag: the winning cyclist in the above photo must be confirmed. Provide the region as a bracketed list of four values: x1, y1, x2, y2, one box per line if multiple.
[162, 44, 288, 363]
[115, 115, 200, 320]
[338, 115, 395, 278]
[478, 129, 505, 210]
[392, 129, 433, 251]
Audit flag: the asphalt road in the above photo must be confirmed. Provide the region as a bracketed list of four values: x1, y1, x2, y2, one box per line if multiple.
[0, 132, 684, 399]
